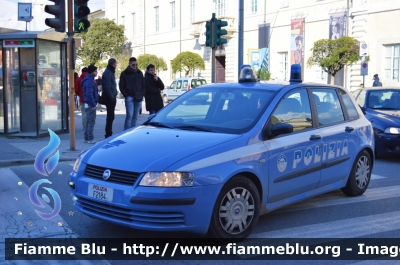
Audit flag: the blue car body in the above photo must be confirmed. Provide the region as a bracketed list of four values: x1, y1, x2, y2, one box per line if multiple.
[70, 69, 374, 238]
[352, 87, 400, 156]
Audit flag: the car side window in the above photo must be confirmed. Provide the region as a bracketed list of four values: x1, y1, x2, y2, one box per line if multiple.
[191, 80, 197, 88]
[182, 80, 189, 90]
[176, 80, 182, 89]
[312, 88, 345, 126]
[170, 82, 176, 89]
[356, 90, 366, 107]
[339, 88, 359, 120]
[271, 88, 313, 132]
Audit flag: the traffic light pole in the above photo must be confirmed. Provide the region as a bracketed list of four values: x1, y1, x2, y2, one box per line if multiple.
[68, 0, 76, 150]
[211, 20, 215, 84]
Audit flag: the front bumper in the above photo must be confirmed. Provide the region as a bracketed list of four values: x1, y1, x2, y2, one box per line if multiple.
[375, 132, 400, 155]
[69, 171, 222, 235]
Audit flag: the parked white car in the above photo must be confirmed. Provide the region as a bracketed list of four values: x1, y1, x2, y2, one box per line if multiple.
[162, 77, 206, 103]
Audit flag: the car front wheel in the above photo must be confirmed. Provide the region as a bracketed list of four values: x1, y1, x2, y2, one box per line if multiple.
[341, 149, 372, 196]
[208, 175, 260, 241]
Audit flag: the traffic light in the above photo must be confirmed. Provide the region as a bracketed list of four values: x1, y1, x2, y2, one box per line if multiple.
[205, 21, 213, 47]
[214, 19, 228, 46]
[44, 0, 66, 32]
[74, 0, 91, 32]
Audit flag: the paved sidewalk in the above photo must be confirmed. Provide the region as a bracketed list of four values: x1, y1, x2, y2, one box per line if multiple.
[0, 99, 150, 168]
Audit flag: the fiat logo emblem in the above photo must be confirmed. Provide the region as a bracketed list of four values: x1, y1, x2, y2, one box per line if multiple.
[103, 169, 111, 180]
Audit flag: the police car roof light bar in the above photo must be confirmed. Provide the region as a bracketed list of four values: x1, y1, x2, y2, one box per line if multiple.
[289, 64, 302, 83]
[239, 65, 257, 83]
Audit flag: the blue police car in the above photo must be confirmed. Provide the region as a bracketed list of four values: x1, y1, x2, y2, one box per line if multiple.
[69, 65, 374, 240]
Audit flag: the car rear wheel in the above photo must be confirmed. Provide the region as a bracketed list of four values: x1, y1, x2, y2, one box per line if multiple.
[208, 175, 260, 241]
[163, 95, 168, 103]
[341, 149, 371, 196]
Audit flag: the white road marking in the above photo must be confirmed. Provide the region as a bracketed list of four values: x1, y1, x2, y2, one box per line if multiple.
[251, 210, 400, 238]
[275, 185, 398, 213]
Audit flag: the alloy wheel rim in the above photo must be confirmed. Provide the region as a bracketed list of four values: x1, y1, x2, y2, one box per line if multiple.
[355, 155, 370, 189]
[218, 187, 255, 235]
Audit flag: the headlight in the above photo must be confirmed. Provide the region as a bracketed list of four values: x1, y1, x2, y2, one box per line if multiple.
[139, 172, 195, 187]
[72, 157, 82, 172]
[384, 127, 400, 134]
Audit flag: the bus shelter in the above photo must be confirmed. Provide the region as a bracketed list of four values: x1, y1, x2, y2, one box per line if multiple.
[0, 30, 68, 137]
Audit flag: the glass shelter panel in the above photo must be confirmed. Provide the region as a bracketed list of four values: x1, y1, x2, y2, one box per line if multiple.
[0, 46, 3, 133]
[4, 48, 20, 133]
[37, 40, 62, 133]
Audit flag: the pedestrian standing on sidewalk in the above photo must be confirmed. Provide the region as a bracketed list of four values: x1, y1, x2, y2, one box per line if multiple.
[144, 64, 164, 114]
[75, 67, 88, 129]
[82, 65, 99, 144]
[372, 74, 382, 87]
[102, 58, 118, 138]
[119, 57, 145, 130]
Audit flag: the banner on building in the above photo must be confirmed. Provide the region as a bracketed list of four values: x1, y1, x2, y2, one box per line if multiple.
[290, 19, 305, 72]
[258, 24, 270, 71]
[328, 12, 347, 86]
[329, 12, 346, 40]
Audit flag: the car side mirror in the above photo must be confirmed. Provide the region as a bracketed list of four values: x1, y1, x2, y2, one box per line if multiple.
[271, 123, 294, 136]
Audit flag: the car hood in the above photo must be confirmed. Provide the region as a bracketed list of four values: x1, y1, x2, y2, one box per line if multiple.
[82, 126, 241, 172]
[370, 109, 400, 124]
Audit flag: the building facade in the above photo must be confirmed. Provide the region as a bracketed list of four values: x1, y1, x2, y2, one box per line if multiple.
[104, 0, 400, 90]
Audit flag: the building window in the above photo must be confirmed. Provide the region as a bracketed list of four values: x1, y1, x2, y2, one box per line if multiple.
[121, 16, 125, 26]
[278, 52, 288, 81]
[132, 13, 136, 37]
[215, 0, 226, 17]
[171, 2, 176, 28]
[190, 0, 195, 22]
[384, 45, 400, 81]
[155, 6, 159, 32]
[281, 0, 289, 8]
[251, 0, 257, 13]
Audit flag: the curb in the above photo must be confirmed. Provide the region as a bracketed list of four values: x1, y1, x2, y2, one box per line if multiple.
[0, 158, 77, 168]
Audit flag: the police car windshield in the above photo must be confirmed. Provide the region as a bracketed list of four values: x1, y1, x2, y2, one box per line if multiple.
[150, 86, 275, 134]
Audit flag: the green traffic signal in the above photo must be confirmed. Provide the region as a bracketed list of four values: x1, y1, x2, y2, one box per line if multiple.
[205, 21, 213, 47]
[44, 0, 66, 32]
[214, 19, 228, 46]
[74, 0, 91, 32]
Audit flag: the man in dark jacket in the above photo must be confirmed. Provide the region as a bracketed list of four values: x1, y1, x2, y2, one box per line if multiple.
[82, 65, 99, 144]
[372, 74, 382, 87]
[144, 64, 164, 114]
[119, 57, 145, 130]
[102, 58, 118, 138]
[75, 67, 88, 129]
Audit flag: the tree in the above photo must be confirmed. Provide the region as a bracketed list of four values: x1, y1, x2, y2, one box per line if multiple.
[76, 18, 127, 67]
[137, 54, 168, 72]
[171, 51, 205, 76]
[307, 36, 361, 84]
[256, 68, 271, 80]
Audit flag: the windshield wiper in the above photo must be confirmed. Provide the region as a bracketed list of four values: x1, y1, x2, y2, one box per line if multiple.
[175, 125, 214, 132]
[146, 122, 173, 128]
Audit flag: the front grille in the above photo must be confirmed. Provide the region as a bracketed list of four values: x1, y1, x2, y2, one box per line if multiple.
[76, 196, 185, 225]
[84, 164, 140, 185]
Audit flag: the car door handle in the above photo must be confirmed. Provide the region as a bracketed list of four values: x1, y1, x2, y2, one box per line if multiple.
[309, 135, 321, 140]
[345, 126, 354, 132]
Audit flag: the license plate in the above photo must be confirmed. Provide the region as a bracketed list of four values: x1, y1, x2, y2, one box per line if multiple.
[88, 183, 114, 202]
